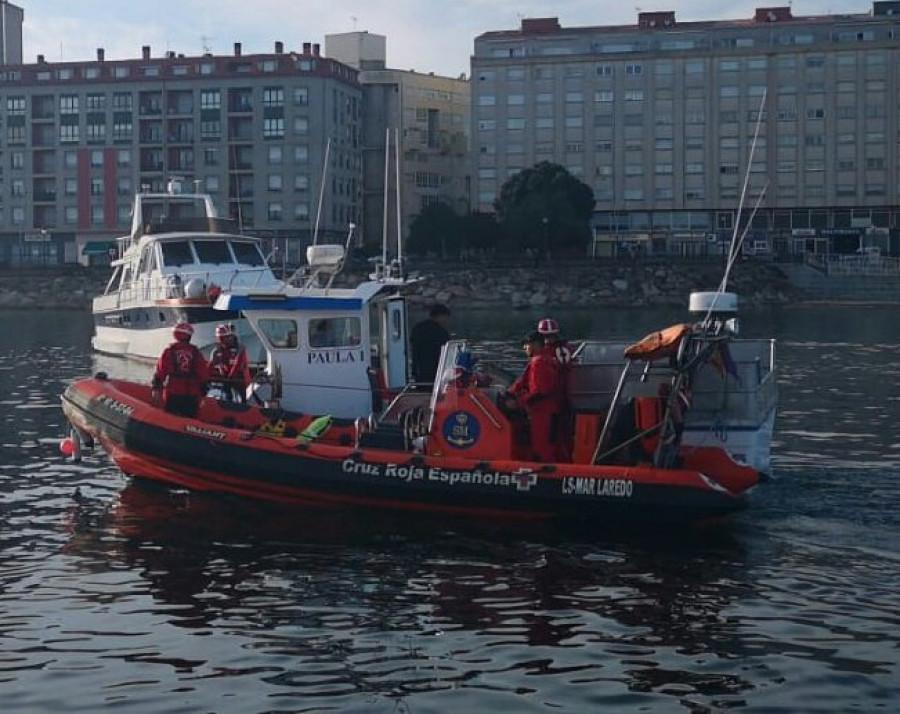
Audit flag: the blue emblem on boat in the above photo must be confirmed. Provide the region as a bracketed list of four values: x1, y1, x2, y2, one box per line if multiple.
[442, 411, 480, 449]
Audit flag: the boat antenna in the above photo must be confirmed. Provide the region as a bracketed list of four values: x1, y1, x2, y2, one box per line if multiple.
[382, 128, 390, 269]
[394, 127, 403, 275]
[312, 137, 331, 246]
[702, 89, 767, 324]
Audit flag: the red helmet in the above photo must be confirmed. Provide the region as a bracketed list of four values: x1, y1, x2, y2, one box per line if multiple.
[215, 323, 231, 342]
[537, 318, 559, 336]
[173, 322, 194, 341]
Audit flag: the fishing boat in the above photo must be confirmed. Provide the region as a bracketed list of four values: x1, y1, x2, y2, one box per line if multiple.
[62, 237, 776, 524]
[91, 179, 283, 362]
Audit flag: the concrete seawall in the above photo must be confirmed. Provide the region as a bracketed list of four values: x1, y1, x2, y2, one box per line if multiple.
[0, 261, 804, 310]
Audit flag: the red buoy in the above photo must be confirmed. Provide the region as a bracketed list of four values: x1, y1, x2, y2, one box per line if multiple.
[59, 437, 75, 457]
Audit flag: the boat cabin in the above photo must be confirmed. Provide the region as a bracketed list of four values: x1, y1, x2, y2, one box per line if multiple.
[96, 185, 281, 308]
[215, 247, 410, 419]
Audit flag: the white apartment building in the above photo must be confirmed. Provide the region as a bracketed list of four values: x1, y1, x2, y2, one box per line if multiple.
[472, 4, 900, 257]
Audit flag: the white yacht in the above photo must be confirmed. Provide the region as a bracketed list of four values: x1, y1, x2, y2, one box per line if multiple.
[92, 181, 283, 362]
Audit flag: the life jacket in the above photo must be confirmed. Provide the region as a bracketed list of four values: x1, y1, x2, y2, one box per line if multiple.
[158, 342, 206, 398]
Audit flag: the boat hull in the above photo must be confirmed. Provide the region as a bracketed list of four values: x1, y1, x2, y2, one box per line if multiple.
[62, 377, 751, 524]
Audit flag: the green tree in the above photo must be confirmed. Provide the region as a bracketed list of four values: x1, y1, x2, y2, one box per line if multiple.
[406, 202, 463, 258]
[494, 162, 596, 255]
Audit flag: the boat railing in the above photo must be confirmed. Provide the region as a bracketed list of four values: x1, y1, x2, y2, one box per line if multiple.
[572, 338, 777, 426]
[105, 267, 279, 305]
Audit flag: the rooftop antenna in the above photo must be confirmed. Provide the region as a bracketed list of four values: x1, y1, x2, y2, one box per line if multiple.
[351, 15, 358, 30]
[201, 35, 214, 54]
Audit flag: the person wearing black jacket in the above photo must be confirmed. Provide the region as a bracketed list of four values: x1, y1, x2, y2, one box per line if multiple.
[410, 304, 451, 383]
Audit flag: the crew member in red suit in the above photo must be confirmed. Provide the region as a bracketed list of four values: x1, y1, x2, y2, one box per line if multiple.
[537, 317, 574, 461]
[151, 322, 209, 417]
[504, 331, 561, 462]
[208, 323, 251, 402]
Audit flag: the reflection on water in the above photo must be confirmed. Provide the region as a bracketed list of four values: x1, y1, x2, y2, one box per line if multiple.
[0, 307, 899, 711]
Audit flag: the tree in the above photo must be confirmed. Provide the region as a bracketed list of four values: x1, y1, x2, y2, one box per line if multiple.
[494, 162, 596, 255]
[406, 202, 463, 258]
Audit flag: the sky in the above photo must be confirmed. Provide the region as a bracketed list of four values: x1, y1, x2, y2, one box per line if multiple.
[21, 0, 868, 78]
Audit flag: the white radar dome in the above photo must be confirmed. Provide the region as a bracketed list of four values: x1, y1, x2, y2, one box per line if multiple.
[184, 278, 207, 299]
[689, 291, 738, 314]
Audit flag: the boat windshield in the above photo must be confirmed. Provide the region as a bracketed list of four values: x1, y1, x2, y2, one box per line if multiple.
[231, 241, 266, 267]
[193, 240, 233, 265]
[160, 241, 194, 267]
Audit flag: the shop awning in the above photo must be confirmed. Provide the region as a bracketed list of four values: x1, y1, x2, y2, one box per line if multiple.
[82, 241, 116, 256]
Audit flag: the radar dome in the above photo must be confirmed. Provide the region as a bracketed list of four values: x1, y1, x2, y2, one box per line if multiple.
[184, 278, 207, 299]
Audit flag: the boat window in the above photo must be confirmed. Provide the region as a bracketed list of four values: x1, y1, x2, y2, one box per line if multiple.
[193, 239, 234, 265]
[308, 317, 361, 349]
[231, 240, 266, 266]
[258, 318, 298, 349]
[160, 240, 195, 267]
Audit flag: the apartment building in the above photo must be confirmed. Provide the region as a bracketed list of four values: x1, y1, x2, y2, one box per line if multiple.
[326, 31, 470, 252]
[472, 3, 900, 258]
[0, 1, 23, 66]
[0, 41, 362, 266]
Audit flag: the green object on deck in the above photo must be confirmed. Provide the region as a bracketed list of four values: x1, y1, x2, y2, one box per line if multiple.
[298, 415, 332, 442]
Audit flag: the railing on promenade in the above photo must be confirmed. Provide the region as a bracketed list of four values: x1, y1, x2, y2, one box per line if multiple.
[805, 252, 900, 276]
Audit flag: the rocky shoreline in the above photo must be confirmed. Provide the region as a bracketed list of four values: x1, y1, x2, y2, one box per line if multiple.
[0, 260, 803, 311]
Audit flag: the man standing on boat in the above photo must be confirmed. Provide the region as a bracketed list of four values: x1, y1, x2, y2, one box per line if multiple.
[151, 322, 209, 417]
[505, 331, 562, 463]
[410, 304, 451, 384]
[538, 317, 574, 461]
[208, 323, 251, 402]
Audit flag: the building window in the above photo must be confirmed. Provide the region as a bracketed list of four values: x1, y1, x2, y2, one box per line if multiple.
[113, 66, 130, 78]
[7, 96, 25, 114]
[199, 62, 215, 75]
[65, 206, 78, 224]
[293, 87, 309, 106]
[294, 146, 308, 164]
[200, 90, 221, 109]
[295, 174, 309, 191]
[113, 120, 133, 141]
[11, 179, 24, 196]
[267, 202, 282, 220]
[507, 118, 525, 129]
[200, 119, 221, 139]
[112, 93, 132, 110]
[625, 90, 644, 101]
[294, 202, 310, 220]
[86, 93, 106, 110]
[263, 118, 284, 139]
[87, 123, 106, 142]
[91, 205, 105, 224]
[117, 177, 132, 196]
[262, 87, 284, 106]
[268, 174, 282, 191]
[60, 125, 80, 143]
[203, 147, 219, 166]
[293, 116, 309, 135]
[625, 63, 643, 75]
[90, 150, 104, 167]
[268, 145, 283, 164]
[478, 95, 496, 106]
[65, 178, 77, 195]
[205, 176, 219, 192]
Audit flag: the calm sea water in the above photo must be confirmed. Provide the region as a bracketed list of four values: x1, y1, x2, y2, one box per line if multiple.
[1, 306, 899, 713]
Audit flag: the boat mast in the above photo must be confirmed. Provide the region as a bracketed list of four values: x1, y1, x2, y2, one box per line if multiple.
[382, 128, 390, 268]
[394, 127, 403, 275]
[312, 137, 331, 246]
